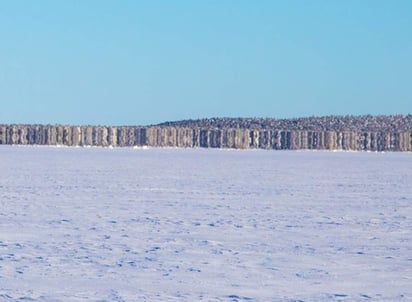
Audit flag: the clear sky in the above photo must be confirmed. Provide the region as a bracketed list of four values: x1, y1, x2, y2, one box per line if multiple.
[0, 1, 411, 125]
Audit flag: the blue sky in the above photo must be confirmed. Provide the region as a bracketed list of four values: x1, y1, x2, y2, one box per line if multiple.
[0, 1, 411, 125]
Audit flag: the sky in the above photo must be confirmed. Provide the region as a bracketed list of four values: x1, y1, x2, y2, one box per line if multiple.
[0, 1, 411, 126]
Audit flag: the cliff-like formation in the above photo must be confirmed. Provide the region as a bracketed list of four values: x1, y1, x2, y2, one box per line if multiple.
[1, 115, 411, 151]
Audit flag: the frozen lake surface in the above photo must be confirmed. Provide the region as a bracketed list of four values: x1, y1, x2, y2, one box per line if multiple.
[0, 146, 411, 301]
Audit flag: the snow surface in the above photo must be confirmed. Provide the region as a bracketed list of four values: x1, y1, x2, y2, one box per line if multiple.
[0, 146, 411, 302]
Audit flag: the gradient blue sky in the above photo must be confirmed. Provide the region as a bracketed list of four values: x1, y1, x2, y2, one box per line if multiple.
[0, 1, 411, 125]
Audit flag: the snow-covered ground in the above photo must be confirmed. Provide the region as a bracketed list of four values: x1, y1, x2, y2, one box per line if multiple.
[0, 146, 411, 302]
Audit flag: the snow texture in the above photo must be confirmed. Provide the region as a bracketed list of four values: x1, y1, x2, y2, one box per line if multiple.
[0, 146, 411, 301]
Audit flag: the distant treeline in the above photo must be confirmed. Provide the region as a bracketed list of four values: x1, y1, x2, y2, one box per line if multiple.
[1, 115, 411, 151]
[158, 115, 412, 132]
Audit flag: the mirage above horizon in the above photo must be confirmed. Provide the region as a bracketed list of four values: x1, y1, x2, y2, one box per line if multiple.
[1, 115, 411, 151]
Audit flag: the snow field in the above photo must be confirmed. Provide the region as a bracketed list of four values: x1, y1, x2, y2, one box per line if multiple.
[0, 146, 411, 301]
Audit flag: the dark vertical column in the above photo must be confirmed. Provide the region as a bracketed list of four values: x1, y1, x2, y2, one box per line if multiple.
[199, 129, 208, 147]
